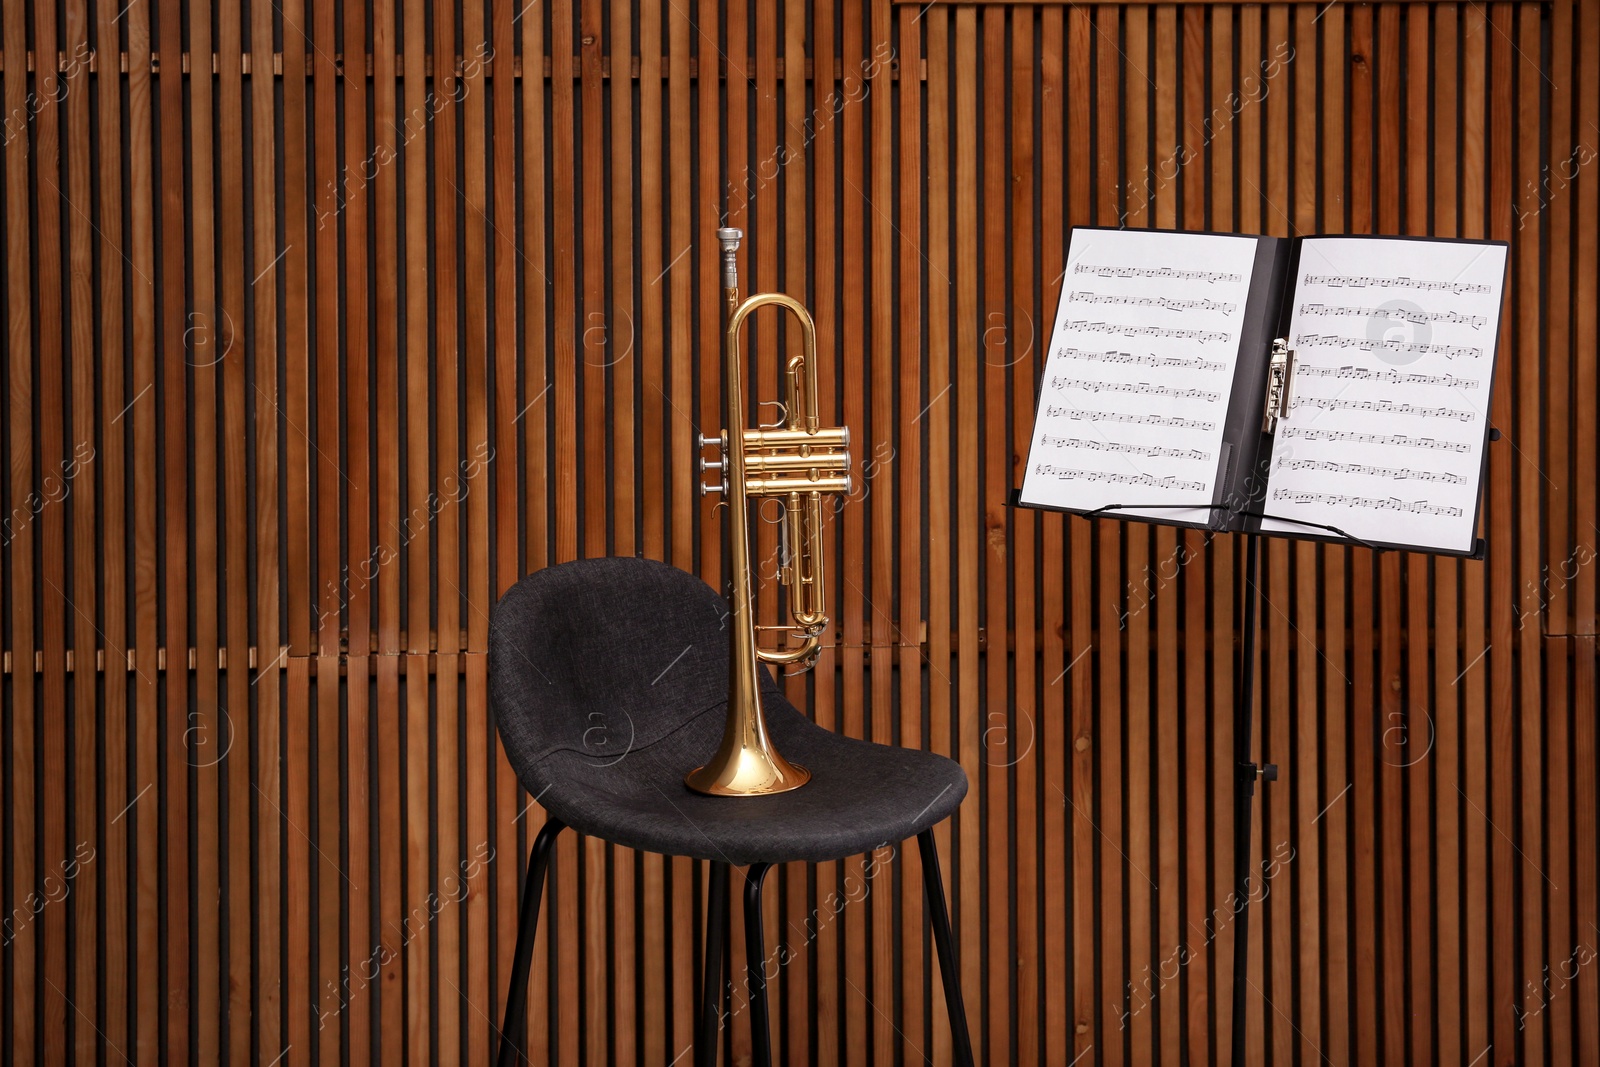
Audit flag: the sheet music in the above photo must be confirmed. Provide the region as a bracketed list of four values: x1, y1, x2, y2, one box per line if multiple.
[1260, 237, 1507, 552]
[1020, 228, 1261, 524]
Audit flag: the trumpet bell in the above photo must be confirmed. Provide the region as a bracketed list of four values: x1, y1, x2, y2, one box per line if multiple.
[685, 729, 811, 796]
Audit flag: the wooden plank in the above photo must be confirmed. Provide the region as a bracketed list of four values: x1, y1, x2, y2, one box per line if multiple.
[435, 655, 462, 1064]
[405, 653, 433, 1063]
[1319, 8, 1352, 1064]
[340, 3, 372, 1057]
[786, 0, 818, 1058]
[285, 658, 313, 1062]
[1037, 10, 1072, 1064]
[1458, 10, 1492, 1060]
[923, 10, 955, 1061]
[636, 5, 668, 1057]
[374, 0, 403, 658]
[1062, 11, 1096, 1062]
[1514, 5, 1547, 1062]
[214, 0, 254, 1056]
[431, 2, 464, 1056]
[158, 0, 194, 1047]
[402, 0, 432, 652]
[1122, 10, 1155, 1065]
[462, 654, 490, 1065]
[1428, 10, 1465, 1058]
[186, 0, 222, 1052]
[1151, 11, 1181, 1065]
[377, 654, 406, 1066]
[1207, 10, 1237, 1059]
[1488, 7, 1518, 1063]
[92, 0, 132, 1055]
[1538, 0, 1573, 1053]
[1008, 9, 1041, 1065]
[1092, 9, 1125, 1061]
[61, 0, 98, 1061]
[953, 8, 985, 1061]
[306, 4, 343, 1063]
[670, 0, 699, 1051]
[126, 0, 162, 1055]
[979, 9, 1010, 1066]
[317, 655, 343, 1065]
[248, 0, 283, 1054]
[609, 0, 636, 560]
[28, 0, 68, 1050]
[347, 660, 374, 1067]
[838, 2, 870, 1060]
[1177, 7, 1211, 1059]
[551, 0, 578, 573]
[1573, 4, 1600, 1062]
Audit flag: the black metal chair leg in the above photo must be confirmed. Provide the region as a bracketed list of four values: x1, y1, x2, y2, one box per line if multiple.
[919, 830, 976, 1067]
[697, 862, 732, 1067]
[742, 863, 775, 1067]
[495, 817, 566, 1067]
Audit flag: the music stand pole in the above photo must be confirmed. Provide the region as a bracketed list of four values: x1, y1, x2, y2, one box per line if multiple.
[1229, 529, 1274, 1067]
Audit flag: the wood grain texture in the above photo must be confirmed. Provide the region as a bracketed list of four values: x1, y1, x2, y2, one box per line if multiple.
[0, 3, 1591, 1064]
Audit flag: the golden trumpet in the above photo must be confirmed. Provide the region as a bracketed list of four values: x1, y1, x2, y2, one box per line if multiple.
[685, 228, 852, 797]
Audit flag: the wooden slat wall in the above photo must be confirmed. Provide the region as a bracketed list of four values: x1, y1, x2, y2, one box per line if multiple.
[1, 1, 1594, 1064]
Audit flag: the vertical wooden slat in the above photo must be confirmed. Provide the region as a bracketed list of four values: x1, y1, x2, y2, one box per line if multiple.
[1318, 7, 1352, 1062]
[954, 8, 985, 1062]
[342, 0, 375, 1057]
[213, 0, 253, 1057]
[127, 0, 163, 1055]
[248, 0, 284, 1054]
[370, 0, 405, 1059]
[1488, 6, 1519, 1064]
[924, 11, 956, 1062]
[1123, 10, 1155, 1065]
[30, 0, 67, 1051]
[1064, 11, 1095, 1060]
[1009, 11, 1041, 1066]
[1515, 6, 1548, 1064]
[637, 4, 668, 1057]
[188, 0, 222, 1051]
[461, 4, 495, 1062]
[866, 4, 897, 1063]
[1093, 9, 1125, 1061]
[1151, 12, 1181, 1066]
[61, 0, 98, 1061]
[1208, 10, 1237, 1061]
[1458, 9, 1493, 1062]
[1538, 2, 1573, 1057]
[92, 0, 132, 1056]
[1574, 5, 1600, 1064]
[309, 4, 345, 1063]
[1429, 14, 1464, 1064]
[669, 0, 698, 1054]
[1038, 11, 1071, 1065]
[1, 3, 35, 1058]
[430, 0, 465, 1059]
[840, 3, 870, 1061]
[897, 0, 930, 1049]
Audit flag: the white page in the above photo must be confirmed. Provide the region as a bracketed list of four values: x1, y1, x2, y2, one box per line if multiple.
[1259, 237, 1507, 553]
[1019, 228, 1261, 525]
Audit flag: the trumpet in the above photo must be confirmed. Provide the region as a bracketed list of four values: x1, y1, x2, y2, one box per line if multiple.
[686, 228, 852, 797]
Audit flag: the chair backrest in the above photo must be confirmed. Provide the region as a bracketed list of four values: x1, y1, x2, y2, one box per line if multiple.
[489, 556, 743, 775]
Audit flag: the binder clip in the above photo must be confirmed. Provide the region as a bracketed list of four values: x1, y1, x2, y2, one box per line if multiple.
[1260, 338, 1294, 434]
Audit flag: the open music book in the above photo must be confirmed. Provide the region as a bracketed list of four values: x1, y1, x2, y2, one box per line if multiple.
[1014, 227, 1509, 556]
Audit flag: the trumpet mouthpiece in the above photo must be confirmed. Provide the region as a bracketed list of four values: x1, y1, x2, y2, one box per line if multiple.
[717, 227, 743, 290]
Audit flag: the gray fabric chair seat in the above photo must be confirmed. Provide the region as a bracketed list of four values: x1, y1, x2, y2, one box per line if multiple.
[490, 556, 968, 866]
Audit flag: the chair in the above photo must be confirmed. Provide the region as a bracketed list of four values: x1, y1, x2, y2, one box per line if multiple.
[489, 556, 974, 1066]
